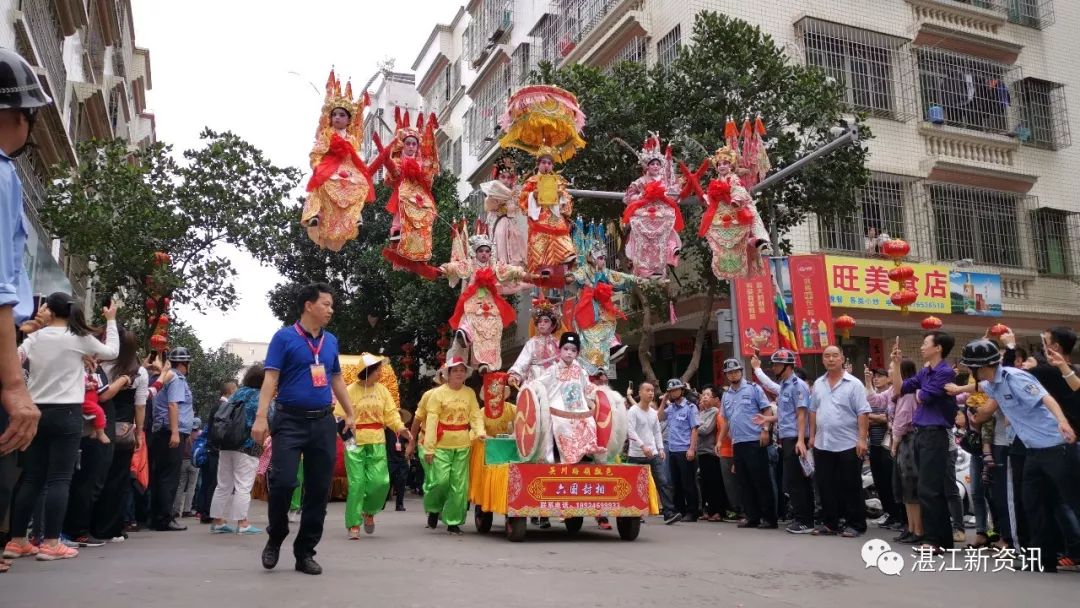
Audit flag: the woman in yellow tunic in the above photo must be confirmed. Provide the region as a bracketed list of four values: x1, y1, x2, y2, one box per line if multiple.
[301, 70, 374, 251]
[422, 356, 486, 534]
[344, 354, 409, 539]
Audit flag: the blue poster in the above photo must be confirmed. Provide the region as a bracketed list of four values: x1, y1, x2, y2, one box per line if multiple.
[948, 271, 1002, 317]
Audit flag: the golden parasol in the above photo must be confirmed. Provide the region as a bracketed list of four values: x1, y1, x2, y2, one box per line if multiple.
[498, 85, 587, 163]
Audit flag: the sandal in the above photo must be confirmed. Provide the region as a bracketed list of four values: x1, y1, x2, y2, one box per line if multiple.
[1058, 556, 1078, 572]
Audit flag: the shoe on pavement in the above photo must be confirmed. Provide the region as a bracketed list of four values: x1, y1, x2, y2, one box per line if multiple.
[210, 524, 237, 534]
[73, 535, 106, 548]
[295, 556, 322, 575]
[737, 520, 760, 529]
[841, 527, 863, 538]
[537, 518, 551, 529]
[427, 512, 440, 529]
[157, 520, 187, 532]
[760, 521, 779, 530]
[786, 522, 813, 534]
[238, 525, 263, 535]
[597, 517, 612, 530]
[395, 505, 406, 512]
[363, 515, 375, 535]
[663, 513, 682, 525]
[107, 536, 126, 544]
[897, 532, 923, 544]
[812, 525, 837, 536]
[447, 525, 463, 535]
[348, 527, 361, 540]
[682, 514, 699, 523]
[953, 529, 966, 543]
[36, 542, 78, 561]
[261, 542, 280, 570]
[3, 541, 39, 559]
[58, 535, 80, 548]
[287, 510, 301, 523]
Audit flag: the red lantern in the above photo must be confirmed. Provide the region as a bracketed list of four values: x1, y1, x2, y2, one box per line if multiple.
[162, 297, 171, 309]
[401, 343, 415, 354]
[921, 316, 943, 331]
[835, 315, 856, 340]
[149, 334, 168, 351]
[401, 355, 414, 368]
[989, 323, 1010, 338]
[145, 297, 157, 311]
[156, 314, 170, 327]
[401, 368, 415, 382]
[881, 239, 911, 261]
[436, 352, 447, 364]
[436, 336, 451, 350]
[890, 289, 918, 314]
[887, 266, 915, 283]
[153, 251, 171, 266]
[438, 323, 451, 335]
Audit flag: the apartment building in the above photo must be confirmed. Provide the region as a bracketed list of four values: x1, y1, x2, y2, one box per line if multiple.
[1, 0, 155, 304]
[406, 0, 1078, 381]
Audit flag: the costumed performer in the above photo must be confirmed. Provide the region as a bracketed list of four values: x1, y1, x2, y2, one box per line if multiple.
[422, 356, 487, 534]
[533, 332, 603, 464]
[371, 107, 441, 279]
[440, 230, 530, 373]
[343, 353, 409, 539]
[519, 150, 576, 278]
[301, 70, 375, 251]
[481, 155, 527, 267]
[621, 133, 683, 279]
[506, 299, 561, 388]
[480, 372, 516, 436]
[694, 145, 772, 280]
[404, 389, 438, 527]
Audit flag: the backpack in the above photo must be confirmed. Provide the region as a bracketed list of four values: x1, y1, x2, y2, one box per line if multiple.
[191, 433, 209, 467]
[210, 395, 250, 451]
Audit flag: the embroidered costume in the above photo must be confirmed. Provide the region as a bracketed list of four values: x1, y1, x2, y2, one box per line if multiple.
[507, 299, 562, 386]
[372, 108, 441, 278]
[533, 333, 603, 465]
[480, 372, 517, 436]
[302, 70, 375, 251]
[621, 133, 683, 279]
[696, 144, 772, 280]
[480, 156, 527, 267]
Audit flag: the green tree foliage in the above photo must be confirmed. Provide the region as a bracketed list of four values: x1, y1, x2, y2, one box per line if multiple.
[534, 12, 872, 382]
[39, 129, 301, 345]
[268, 173, 473, 403]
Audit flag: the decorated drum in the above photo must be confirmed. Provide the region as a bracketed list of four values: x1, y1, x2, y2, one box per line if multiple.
[593, 386, 628, 464]
[514, 381, 551, 463]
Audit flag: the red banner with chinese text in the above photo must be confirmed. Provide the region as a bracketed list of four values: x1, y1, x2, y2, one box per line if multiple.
[506, 463, 653, 517]
[788, 255, 836, 354]
[733, 266, 779, 356]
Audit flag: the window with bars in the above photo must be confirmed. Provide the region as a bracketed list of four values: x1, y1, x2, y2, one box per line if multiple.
[1017, 77, 1070, 150]
[466, 63, 511, 157]
[656, 25, 681, 68]
[452, 138, 463, 175]
[511, 43, 533, 85]
[818, 174, 911, 256]
[929, 183, 1024, 268]
[467, 0, 514, 67]
[799, 19, 911, 120]
[1007, 0, 1054, 29]
[916, 48, 1019, 135]
[1031, 208, 1076, 276]
[605, 35, 647, 72]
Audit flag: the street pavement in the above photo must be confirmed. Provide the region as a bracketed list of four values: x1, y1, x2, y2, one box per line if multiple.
[4, 496, 1076, 607]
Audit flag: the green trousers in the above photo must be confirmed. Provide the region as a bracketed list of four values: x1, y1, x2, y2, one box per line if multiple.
[344, 443, 390, 527]
[418, 446, 433, 497]
[290, 459, 305, 511]
[422, 447, 471, 526]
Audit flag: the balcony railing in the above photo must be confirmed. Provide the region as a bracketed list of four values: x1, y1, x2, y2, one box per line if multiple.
[538, 0, 639, 66]
[22, 0, 68, 105]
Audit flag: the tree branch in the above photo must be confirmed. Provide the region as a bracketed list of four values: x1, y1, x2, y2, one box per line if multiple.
[681, 291, 715, 384]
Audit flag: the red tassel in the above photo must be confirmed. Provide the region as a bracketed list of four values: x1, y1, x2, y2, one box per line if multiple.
[754, 115, 766, 136]
[394, 107, 402, 128]
[740, 117, 751, 139]
[724, 117, 737, 141]
[429, 113, 439, 130]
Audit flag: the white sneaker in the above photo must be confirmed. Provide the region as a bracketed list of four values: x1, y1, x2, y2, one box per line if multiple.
[107, 536, 125, 543]
[288, 510, 301, 523]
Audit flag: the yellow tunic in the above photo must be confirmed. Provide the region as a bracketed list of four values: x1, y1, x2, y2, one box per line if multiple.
[422, 384, 486, 451]
[483, 402, 517, 436]
[346, 382, 405, 446]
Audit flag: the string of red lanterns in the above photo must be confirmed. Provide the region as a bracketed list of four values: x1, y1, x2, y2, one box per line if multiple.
[882, 239, 918, 314]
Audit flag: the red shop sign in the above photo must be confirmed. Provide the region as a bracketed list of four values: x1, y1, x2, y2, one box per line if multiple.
[788, 254, 836, 354]
[733, 265, 779, 357]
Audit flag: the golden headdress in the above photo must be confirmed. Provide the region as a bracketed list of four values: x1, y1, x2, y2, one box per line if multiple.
[711, 145, 739, 168]
[317, 69, 368, 138]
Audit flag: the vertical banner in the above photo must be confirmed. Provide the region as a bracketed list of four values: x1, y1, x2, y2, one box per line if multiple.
[733, 265, 779, 356]
[788, 254, 836, 353]
[868, 338, 885, 369]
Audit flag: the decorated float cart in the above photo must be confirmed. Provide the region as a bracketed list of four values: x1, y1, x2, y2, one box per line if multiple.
[468, 381, 657, 542]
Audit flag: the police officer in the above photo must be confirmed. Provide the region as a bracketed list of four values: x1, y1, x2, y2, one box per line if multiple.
[760, 349, 813, 534]
[150, 347, 195, 532]
[717, 358, 776, 528]
[966, 339, 1080, 572]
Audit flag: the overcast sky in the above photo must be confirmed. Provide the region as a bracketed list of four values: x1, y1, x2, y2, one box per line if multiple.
[131, 0, 450, 348]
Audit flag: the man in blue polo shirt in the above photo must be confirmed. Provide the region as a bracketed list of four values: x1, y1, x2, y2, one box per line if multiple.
[252, 283, 355, 576]
[718, 358, 776, 528]
[660, 378, 699, 522]
[149, 347, 195, 531]
[967, 338, 1080, 573]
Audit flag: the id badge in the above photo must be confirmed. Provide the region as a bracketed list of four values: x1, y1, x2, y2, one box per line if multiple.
[310, 364, 328, 388]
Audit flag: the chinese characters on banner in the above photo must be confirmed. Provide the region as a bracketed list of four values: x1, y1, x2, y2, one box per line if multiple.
[733, 265, 779, 356]
[787, 255, 835, 354]
[824, 256, 950, 313]
[506, 463, 653, 518]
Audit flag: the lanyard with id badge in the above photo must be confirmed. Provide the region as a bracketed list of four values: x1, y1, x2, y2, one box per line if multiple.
[294, 323, 328, 388]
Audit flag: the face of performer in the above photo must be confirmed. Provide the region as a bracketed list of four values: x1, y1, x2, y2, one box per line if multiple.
[498, 169, 515, 188]
[447, 364, 468, 388]
[537, 316, 554, 336]
[646, 159, 662, 177]
[717, 159, 732, 176]
[592, 254, 606, 271]
[475, 246, 492, 264]
[330, 108, 351, 130]
[538, 156, 554, 174]
[560, 343, 578, 364]
[403, 136, 419, 157]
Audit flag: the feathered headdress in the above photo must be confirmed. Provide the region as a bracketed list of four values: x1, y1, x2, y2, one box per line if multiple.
[572, 218, 608, 265]
[638, 132, 667, 168]
[393, 107, 423, 144]
[531, 297, 560, 323]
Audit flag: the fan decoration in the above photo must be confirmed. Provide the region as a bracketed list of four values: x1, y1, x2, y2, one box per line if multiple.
[498, 85, 587, 163]
[835, 314, 856, 341]
[882, 239, 918, 314]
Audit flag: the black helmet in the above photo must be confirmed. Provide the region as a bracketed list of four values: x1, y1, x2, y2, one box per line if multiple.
[960, 339, 1001, 369]
[770, 349, 797, 366]
[722, 358, 743, 373]
[0, 48, 53, 110]
[167, 347, 192, 363]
